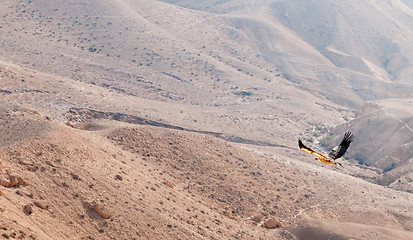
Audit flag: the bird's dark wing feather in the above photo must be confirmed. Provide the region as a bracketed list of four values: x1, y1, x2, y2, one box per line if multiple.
[328, 131, 354, 159]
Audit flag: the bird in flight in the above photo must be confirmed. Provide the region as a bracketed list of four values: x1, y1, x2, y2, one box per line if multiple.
[298, 131, 354, 166]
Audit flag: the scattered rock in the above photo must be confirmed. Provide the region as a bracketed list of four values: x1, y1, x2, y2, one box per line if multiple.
[1, 179, 11, 187]
[23, 204, 33, 215]
[8, 176, 19, 187]
[262, 218, 282, 229]
[224, 210, 237, 220]
[71, 173, 80, 181]
[17, 177, 27, 186]
[0, 176, 27, 188]
[115, 174, 123, 181]
[92, 203, 111, 219]
[66, 121, 74, 128]
[163, 181, 174, 189]
[251, 215, 262, 223]
[15, 190, 24, 196]
[34, 201, 48, 210]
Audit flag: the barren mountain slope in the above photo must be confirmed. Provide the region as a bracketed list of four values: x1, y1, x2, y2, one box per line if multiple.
[6, 57, 413, 193]
[0, 106, 275, 239]
[1, 2, 413, 235]
[145, 0, 413, 192]
[1, 106, 413, 239]
[159, 0, 413, 82]
[0, 0, 314, 105]
[3, 0, 413, 109]
[158, 0, 413, 89]
[325, 98, 413, 193]
[268, 0, 413, 79]
[2, 0, 413, 193]
[0, 44, 349, 153]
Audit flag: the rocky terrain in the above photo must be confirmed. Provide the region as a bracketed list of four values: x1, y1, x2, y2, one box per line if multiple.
[0, 0, 413, 239]
[333, 99, 413, 193]
[0, 106, 413, 240]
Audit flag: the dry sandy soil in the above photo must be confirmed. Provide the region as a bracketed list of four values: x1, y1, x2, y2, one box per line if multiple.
[1, 106, 413, 240]
[1, 0, 413, 239]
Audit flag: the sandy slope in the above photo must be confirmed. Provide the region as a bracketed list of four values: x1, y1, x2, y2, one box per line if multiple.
[0, 0, 413, 239]
[1, 0, 413, 189]
[338, 99, 413, 192]
[1, 106, 412, 239]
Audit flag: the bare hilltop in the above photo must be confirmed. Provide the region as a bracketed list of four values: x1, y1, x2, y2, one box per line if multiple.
[1, 0, 413, 239]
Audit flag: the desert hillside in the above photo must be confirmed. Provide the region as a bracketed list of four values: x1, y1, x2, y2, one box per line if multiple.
[325, 99, 413, 193]
[1, 0, 413, 239]
[1, 106, 413, 240]
[158, 0, 413, 99]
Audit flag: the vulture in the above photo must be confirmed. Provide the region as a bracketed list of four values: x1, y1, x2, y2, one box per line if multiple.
[298, 131, 354, 166]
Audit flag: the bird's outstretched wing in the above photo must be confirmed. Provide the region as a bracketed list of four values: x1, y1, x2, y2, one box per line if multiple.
[328, 131, 354, 160]
[298, 139, 336, 166]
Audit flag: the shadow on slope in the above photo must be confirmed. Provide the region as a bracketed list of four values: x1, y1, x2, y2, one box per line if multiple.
[65, 107, 293, 148]
[289, 225, 347, 240]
